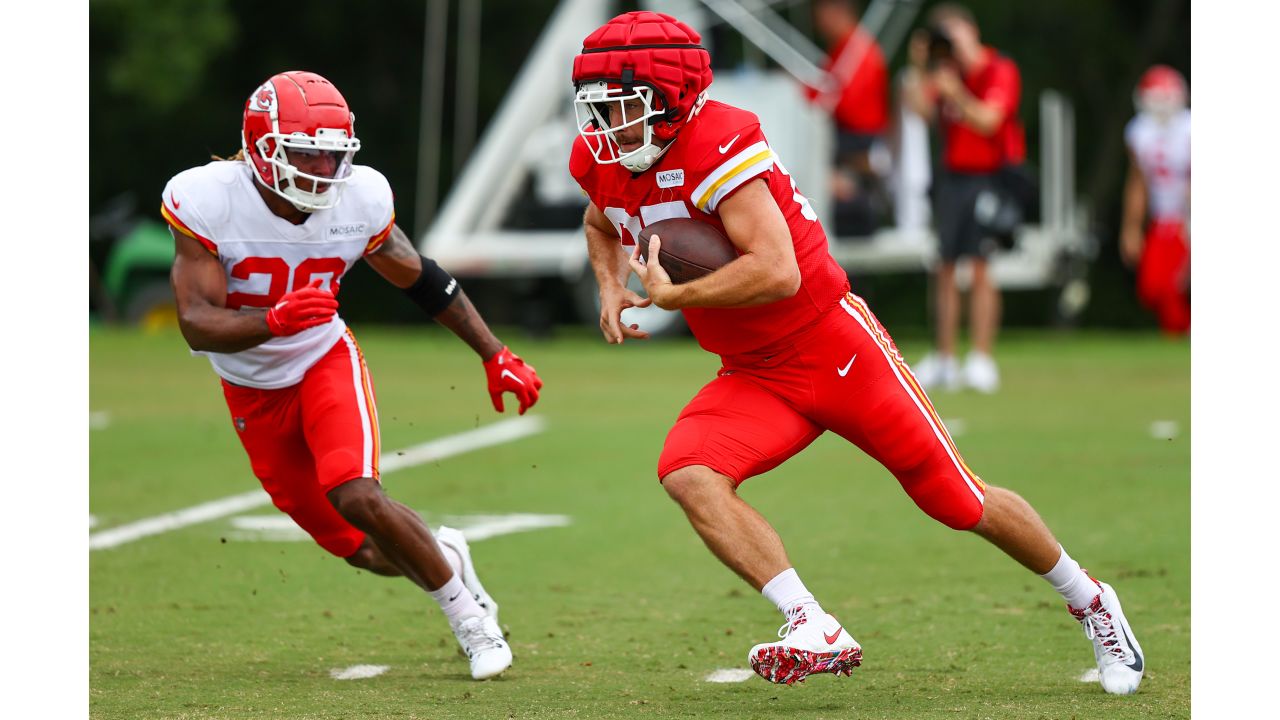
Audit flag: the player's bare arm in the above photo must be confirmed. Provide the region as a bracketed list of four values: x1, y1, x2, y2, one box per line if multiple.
[1120, 149, 1148, 267]
[170, 230, 276, 353]
[630, 178, 799, 311]
[365, 223, 504, 360]
[584, 201, 651, 344]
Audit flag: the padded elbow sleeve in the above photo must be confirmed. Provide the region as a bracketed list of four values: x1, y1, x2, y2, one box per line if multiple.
[403, 256, 459, 316]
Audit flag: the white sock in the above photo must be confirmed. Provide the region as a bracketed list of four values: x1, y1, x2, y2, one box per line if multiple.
[428, 574, 484, 627]
[761, 568, 822, 617]
[1041, 546, 1102, 610]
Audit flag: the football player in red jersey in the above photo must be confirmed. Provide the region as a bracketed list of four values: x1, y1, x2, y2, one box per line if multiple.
[570, 12, 1144, 693]
[165, 71, 543, 680]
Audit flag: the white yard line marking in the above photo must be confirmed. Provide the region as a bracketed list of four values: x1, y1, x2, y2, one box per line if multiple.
[377, 416, 546, 473]
[441, 513, 572, 542]
[227, 512, 572, 544]
[705, 668, 755, 683]
[90, 490, 268, 551]
[89, 416, 547, 551]
[330, 664, 389, 680]
[89, 515, 99, 529]
[1078, 668, 1100, 683]
[90, 411, 111, 430]
[227, 515, 312, 543]
[1149, 420, 1179, 440]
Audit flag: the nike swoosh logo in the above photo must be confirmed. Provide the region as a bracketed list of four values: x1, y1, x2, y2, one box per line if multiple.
[500, 369, 525, 386]
[1118, 623, 1143, 672]
[171, 191, 181, 210]
[447, 592, 461, 602]
[837, 354, 857, 377]
[718, 134, 741, 154]
[823, 627, 843, 645]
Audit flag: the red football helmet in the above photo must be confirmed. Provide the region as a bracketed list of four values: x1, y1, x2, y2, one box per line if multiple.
[241, 71, 361, 212]
[572, 11, 713, 172]
[1134, 65, 1187, 121]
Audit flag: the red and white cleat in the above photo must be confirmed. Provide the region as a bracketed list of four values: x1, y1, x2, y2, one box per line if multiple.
[748, 605, 862, 685]
[1070, 581, 1144, 695]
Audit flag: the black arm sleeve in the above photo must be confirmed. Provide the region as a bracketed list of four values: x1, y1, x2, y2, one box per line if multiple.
[402, 255, 459, 317]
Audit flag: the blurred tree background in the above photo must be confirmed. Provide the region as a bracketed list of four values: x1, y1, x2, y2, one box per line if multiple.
[89, 0, 1189, 330]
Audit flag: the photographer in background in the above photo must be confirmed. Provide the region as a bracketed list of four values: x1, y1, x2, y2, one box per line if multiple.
[903, 3, 1026, 394]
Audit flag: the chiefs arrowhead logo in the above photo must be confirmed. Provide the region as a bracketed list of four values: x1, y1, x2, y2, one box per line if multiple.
[251, 82, 277, 112]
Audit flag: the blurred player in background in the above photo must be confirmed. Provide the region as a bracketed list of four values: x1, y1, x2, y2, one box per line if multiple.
[804, 0, 891, 236]
[570, 11, 1144, 694]
[1121, 65, 1190, 335]
[903, 3, 1026, 393]
[162, 70, 543, 680]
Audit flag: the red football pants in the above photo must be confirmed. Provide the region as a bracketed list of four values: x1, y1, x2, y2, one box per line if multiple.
[221, 329, 381, 557]
[1137, 220, 1190, 335]
[659, 293, 987, 530]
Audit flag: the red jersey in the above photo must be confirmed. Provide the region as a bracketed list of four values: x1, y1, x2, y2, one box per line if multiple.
[940, 47, 1025, 172]
[571, 100, 850, 356]
[804, 26, 890, 136]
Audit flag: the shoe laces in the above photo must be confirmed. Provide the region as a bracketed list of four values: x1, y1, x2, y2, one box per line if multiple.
[458, 617, 502, 653]
[776, 605, 812, 639]
[1072, 598, 1132, 665]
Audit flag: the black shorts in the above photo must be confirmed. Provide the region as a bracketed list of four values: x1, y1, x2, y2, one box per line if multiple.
[932, 170, 998, 261]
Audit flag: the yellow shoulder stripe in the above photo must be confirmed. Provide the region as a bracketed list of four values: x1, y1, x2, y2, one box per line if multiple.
[695, 150, 774, 210]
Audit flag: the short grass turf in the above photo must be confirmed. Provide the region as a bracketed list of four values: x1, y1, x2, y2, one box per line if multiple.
[90, 325, 1190, 719]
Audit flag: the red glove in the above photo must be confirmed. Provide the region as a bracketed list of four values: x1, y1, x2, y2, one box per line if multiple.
[265, 280, 338, 336]
[483, 346, 543, 415]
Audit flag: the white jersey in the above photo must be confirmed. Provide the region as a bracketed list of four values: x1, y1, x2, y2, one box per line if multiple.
[161, 161, 395, 389]
[1124, 108, 1190, 222]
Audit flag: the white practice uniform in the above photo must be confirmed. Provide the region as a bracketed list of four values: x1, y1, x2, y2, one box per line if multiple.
[160, 160, 395, 389]
[1124, 108, 1191, 223]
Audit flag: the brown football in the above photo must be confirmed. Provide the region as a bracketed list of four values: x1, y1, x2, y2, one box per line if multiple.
[636, 218, 739, 285]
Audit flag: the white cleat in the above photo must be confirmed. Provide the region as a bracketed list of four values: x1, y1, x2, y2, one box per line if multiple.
[453, 614, 512, 680]
[962, 351, 1000, 394]
[748, 605, 862, 685]
[914, 353, 962, 392]
[436, 526, 500, 624]
[1070, 581, 1144, 695]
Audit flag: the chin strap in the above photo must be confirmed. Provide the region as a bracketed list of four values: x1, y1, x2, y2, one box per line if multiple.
[621, 141, 672, 172]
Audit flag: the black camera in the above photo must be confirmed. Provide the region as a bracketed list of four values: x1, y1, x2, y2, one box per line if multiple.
[925, 24, 954, 69]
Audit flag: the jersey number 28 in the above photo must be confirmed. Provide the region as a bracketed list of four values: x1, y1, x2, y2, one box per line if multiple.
[224, 256, 347, 310]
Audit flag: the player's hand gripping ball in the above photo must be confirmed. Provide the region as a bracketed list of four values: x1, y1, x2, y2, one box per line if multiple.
[483, 346, 543, 415]
[636, 218, 738, 285]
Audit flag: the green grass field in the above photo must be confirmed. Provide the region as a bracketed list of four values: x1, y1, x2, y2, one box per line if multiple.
[90, 326, 1189, 719]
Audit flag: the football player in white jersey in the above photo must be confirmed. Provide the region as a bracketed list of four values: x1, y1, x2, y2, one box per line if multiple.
[162, 71, 543, 680]
[1121, 65, 1191, 335]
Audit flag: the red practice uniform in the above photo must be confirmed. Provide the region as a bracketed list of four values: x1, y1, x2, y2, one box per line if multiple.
[571, 101, 987, 529]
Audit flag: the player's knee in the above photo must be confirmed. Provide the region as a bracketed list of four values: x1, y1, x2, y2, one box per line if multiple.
[327, 479, 390, 531]
[660, 466, 732, 508]
[344, 540, 400, 577]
